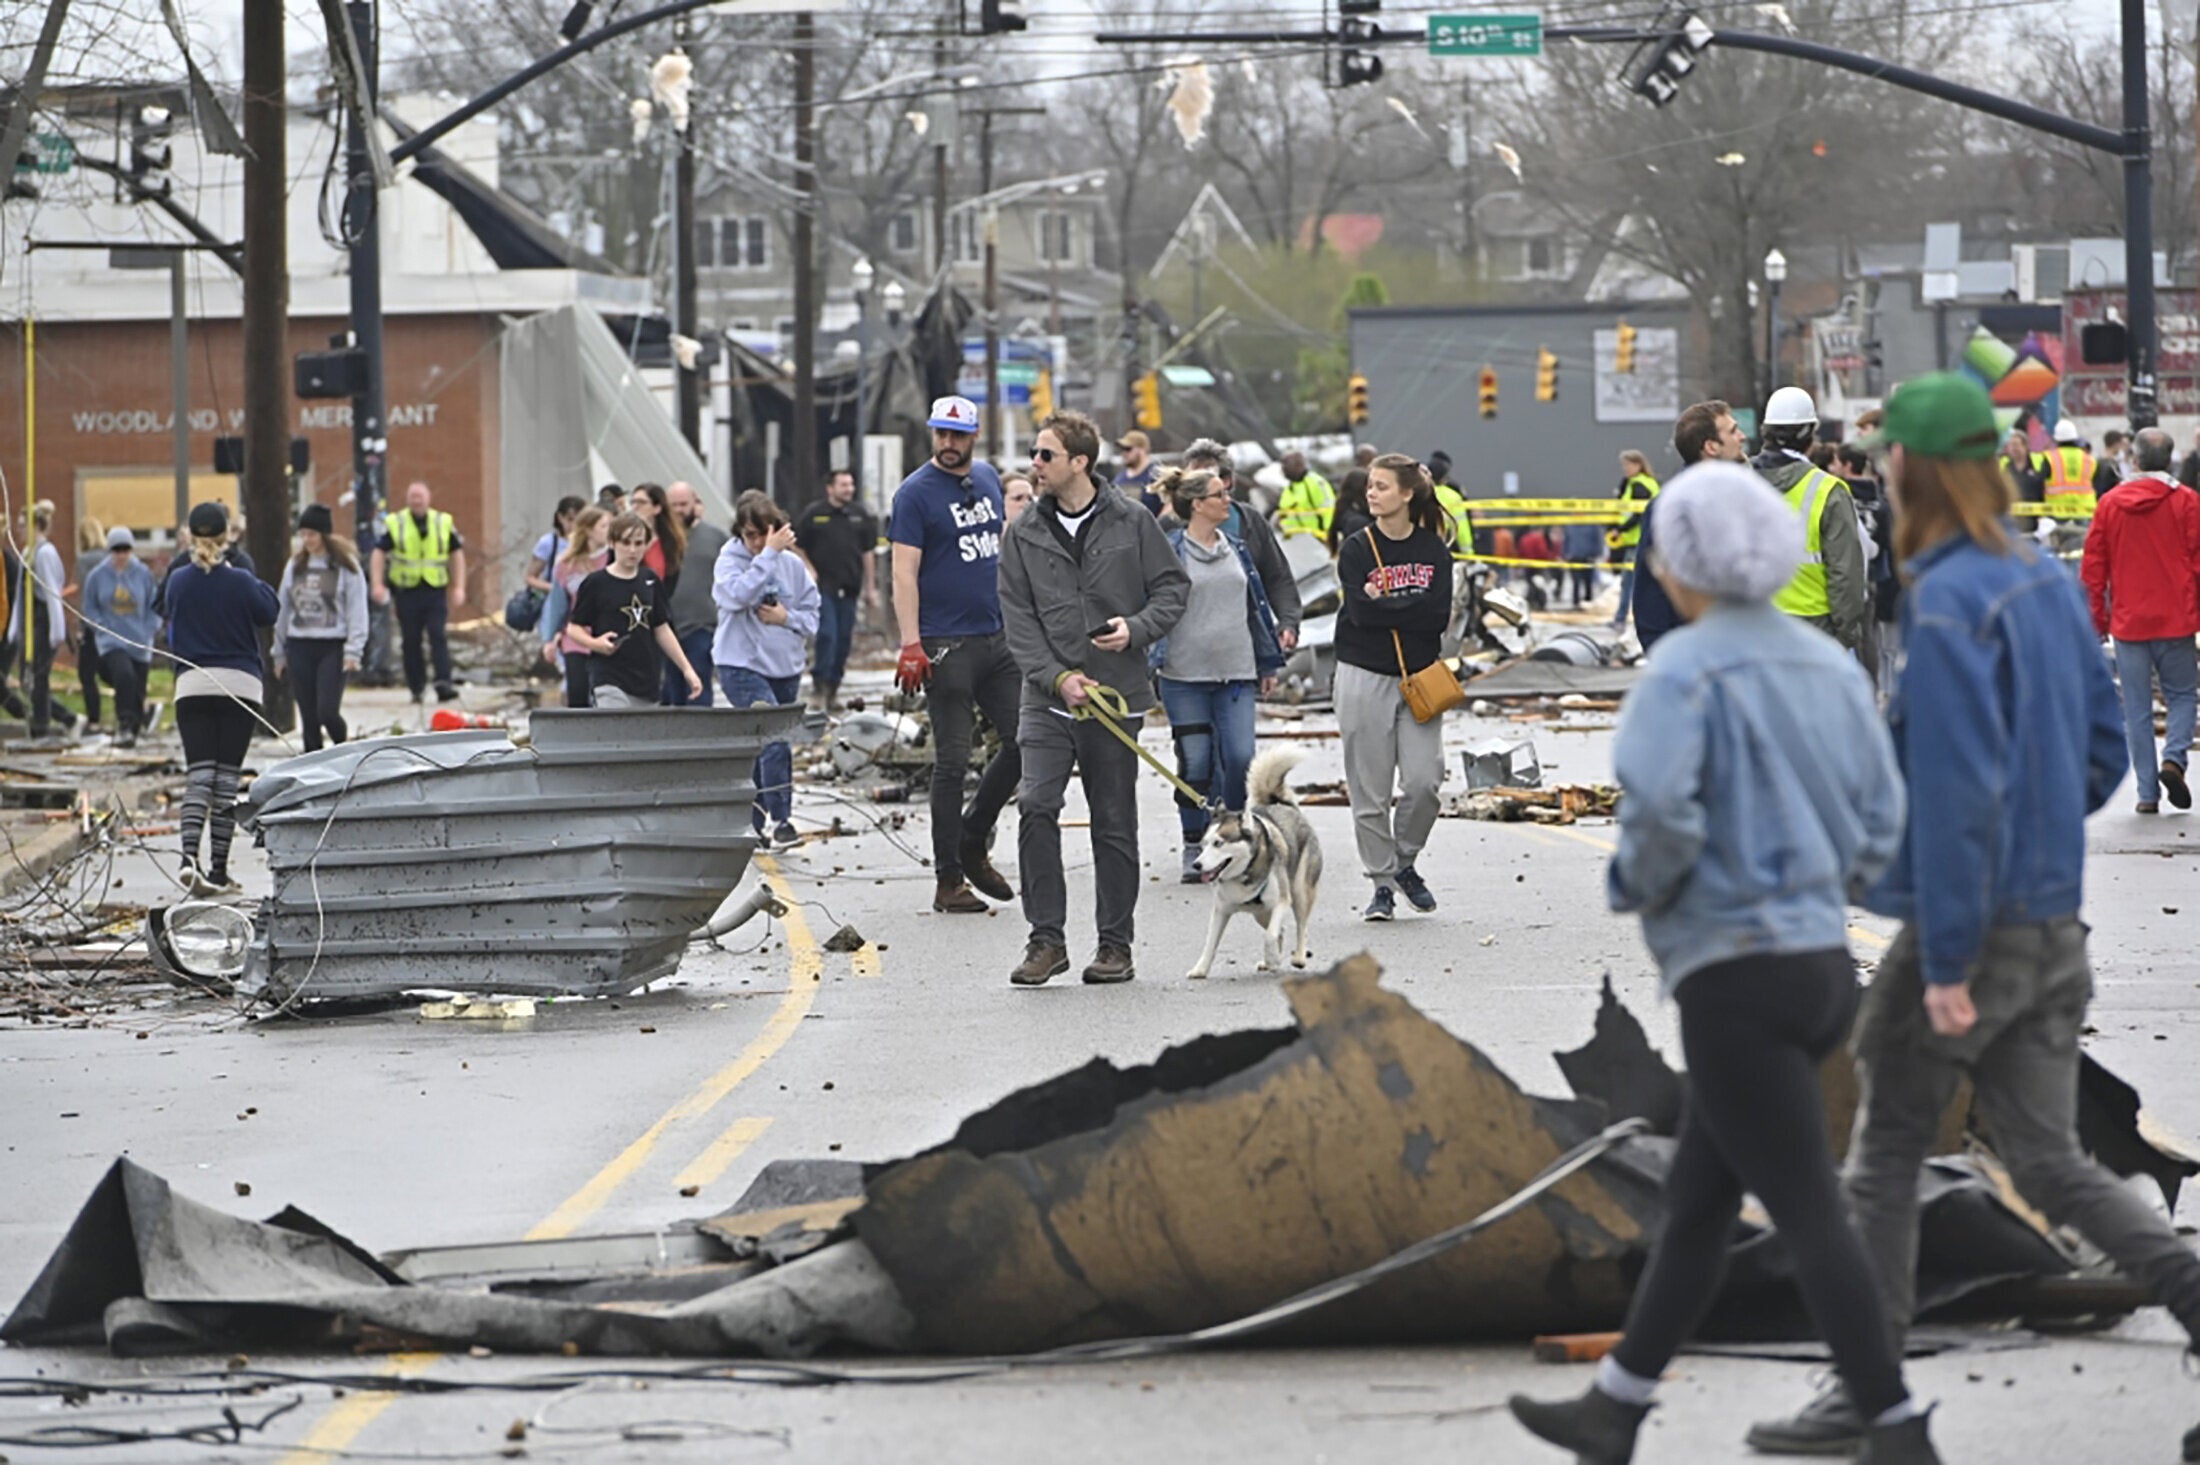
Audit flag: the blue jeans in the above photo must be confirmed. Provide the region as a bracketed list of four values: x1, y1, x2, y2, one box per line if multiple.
[663, 627, 715, 705]
[717, 666, 802, 825]
[1158, 677, 1259, 842]
[813, 591, 860, 691]
[1613, 566, 1637, 625]
[2113, 636, 2198, 803]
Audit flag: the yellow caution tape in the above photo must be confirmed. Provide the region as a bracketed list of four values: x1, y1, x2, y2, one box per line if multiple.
[2013, 501, 2096, 518]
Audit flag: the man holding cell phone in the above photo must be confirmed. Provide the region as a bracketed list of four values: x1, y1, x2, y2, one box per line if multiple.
[998, 410, 1189, 988]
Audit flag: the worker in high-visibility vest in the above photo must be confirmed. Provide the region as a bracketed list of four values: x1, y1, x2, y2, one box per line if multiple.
[1274, 450, 1336, 540]
[1606, 450, 1660, 628]
[2033, 418, 2100, 513]
[1428, 450, 1475, 559]
[369, 479, 469, 704]
[1752, 387, 1869, 653]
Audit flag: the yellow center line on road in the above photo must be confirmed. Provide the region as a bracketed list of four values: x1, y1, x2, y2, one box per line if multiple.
[274, 855, 820, 1464]
[673, 1115, 776, 1192]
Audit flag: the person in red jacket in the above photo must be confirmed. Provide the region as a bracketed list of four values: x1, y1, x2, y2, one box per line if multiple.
[2080, 427, 2200, 813]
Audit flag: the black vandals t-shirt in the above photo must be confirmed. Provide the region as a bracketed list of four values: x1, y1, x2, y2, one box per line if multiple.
[570, 566, 667, 700]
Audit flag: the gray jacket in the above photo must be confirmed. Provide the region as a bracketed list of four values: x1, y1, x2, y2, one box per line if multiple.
[1754, 453, 1868, 654]
[999, 482, 1189, 712]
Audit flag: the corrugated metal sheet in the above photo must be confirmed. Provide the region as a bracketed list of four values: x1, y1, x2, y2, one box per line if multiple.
[239, 707, 803, 1005]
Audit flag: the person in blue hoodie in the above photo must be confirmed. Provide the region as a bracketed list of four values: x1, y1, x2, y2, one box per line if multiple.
[1509, 462, 1934, 1465]
[80, 527, 158, 747]
[1752, 375, 2200, 1462]
[162, 502, 279, 895]
[713, 491, 821, 850]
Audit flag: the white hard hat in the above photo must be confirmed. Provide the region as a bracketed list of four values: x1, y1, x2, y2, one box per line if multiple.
[2052, 417, 2082, 444]
[1763, 386, 1819, 427]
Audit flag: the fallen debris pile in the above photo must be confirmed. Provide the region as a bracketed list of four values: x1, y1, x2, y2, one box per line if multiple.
[1446, 785, 1619, 824]
[7, 957, 2187, 1360]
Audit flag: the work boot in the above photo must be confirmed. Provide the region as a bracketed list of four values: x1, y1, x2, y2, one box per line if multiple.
[1010, 938, 1070, 987]
[959, 837, 1015, 903]
[1393, 865, 1438, 913]
[2165, 760, 2193, 810]
[1855, 1410, 1941, 1465]
[1082, 944, 1136, 984]
[1745, 1378, 1864, 1455]
[1507, 1386, 1650, 1465]
[933, 879, 989, 914]
[1181, 844, 1204, 884]
[2139, 800, 2162, 815]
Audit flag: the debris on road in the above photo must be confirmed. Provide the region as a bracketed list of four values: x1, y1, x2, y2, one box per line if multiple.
[822, 925, 868, 954]
[1463, 738, 1542, 791]
[420, 997, 538, 1021]
[1447, 784, 1618, 824]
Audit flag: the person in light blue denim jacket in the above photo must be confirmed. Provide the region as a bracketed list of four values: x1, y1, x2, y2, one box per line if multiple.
[1511, 462, 1932, 1465]
[1755, 373, 2200, 1462]
[713, 492, 821, 849]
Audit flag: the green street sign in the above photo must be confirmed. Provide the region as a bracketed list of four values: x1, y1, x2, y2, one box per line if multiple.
[14, 133, 75, 175]
[995, 363, 1040, 386]
[1428, 13, 1542, 56]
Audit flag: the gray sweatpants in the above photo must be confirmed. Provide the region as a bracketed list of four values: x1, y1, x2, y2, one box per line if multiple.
[1845, 918, 2200, 1343]
[1334, 661, 1445, 885]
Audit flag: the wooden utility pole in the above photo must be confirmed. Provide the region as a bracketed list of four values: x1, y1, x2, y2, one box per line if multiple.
[242, 0, 295, 725]
[789, 9, 817, 508]
[973, 105, 1042, 461]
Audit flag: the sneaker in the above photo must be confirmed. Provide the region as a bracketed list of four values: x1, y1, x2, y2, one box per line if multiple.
[2140, 800, 2162, 815]
[1744, 1379, 1864, 1456]
[2165, 760, 2193, 810]
[1508, 1387, 1651, 1464]
[958, 838, 1015, 903]
[1363, 885, 1396, 922]
[2182, 1420, 2198, 1463]
[1393, 865, 1437, 913]
[771, 822, 801, 849]
[435, 684, 462, 704]
[1010, 938, 1070, 987]
[1180, 844, 1204, 884]
[933, 879, 989, 914]
[1855, 1408, 1941, 1465]
[1082, 944, 1136, 984]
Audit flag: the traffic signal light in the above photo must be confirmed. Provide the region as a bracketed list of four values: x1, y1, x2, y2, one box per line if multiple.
[1615, 321, 1638, 374]
[1535, 348, 1558, 403]
[1347, 373, 1371, 427]
[1622, 5, 1715, 107]
[979, 0, 1027, 34]
[1478, 366, 1498, 419]
[1134, 371, 1163, 431]
[126, 105, 173, 198]
[1029, 366, 1054, 422]
[1337, 14, 1384, 86]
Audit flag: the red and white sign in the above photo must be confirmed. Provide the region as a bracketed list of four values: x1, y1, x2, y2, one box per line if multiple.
[2063, 288, 2200, 415]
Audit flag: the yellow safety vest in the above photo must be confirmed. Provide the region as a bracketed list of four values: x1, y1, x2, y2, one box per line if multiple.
[1610, 472, 1660, 551]
[384, 509, 455, 588]
[1433, 483, 1474, 557]
[1277, 472, 1336, 539]
[2032, 447, 2098, 511]
[1771, 469, 1838, 619]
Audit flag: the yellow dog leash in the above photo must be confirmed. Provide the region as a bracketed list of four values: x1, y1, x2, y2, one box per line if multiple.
[1073, 682, 1214, 809]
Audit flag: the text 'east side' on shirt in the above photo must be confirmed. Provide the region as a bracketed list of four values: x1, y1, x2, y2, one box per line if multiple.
[888, 460, 1006, 639]
[570, 564, 667, 701]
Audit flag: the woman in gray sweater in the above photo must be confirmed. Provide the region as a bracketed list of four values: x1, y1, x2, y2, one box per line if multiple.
[1150, 467, 1286, 881]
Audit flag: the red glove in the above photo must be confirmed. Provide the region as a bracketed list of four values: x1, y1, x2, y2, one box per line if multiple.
[895, 641, 933, 694]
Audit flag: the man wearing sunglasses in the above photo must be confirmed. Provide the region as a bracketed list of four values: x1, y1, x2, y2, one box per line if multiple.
[889, 396, 1021, 914]
[998, 410, 1189, 987]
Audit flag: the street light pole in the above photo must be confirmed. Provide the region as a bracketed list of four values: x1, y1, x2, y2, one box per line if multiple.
[851, 255, 873, 496]
[342, 0, 387, 548]
[2120, 0, 2158, 427]
[1763, 247, 1787, 407]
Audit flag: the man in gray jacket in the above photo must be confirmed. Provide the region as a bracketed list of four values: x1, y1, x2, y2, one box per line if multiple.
[999, 409, 1189, 987]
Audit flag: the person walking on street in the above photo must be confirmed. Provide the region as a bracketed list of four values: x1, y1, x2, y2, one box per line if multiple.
[2000, 430, 2046, 501]
[626, 483, 686, 603]
[1753, 387, 1870, 653]
[890, 395, 1021, 913]
[541, 507, 610, 709]
[272, 504, 369, 753]
[2081, 426, 2200, 814]
[1752, 374, 2200, 1462]
[1563, 518, 1604, 607]
[80, 528, 157, 748]
[2033, 417, 2099, 512]
[1639, 401, 1751, 654]
[564, 511, 702, 709]
[1510, 461, 1930, 1465]
[1275, 450, 1337, 542]
[162, 502, 278, 895]
[1002, 475, 1035, 523]
[25, 503, 77, 742]
[1607, 452, 1661, 628]
[1328, 468, 1374, 560]
[1181, 438, 1303, 645]
[526, 496, 585, 597]
[998, 410, 1188, 987]
[795, 469, 878, 709]
[1335, 454, 1455, 922]
[70, 517, 108, 732]
[369, 480, 467, 704]
[661, 482, 728, 707]
[714, 493, 821, 849]
[1114, 429, 1163, 515]
[1152, 465, 1286, 882]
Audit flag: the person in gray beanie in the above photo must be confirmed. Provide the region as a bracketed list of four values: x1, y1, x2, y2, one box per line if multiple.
[1509, 461, 1941, 1465]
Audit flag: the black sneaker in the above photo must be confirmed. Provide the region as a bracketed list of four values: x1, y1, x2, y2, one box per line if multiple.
[2165, 760, 2193, 810]
[1393, 865, 1437, 913]
[1363, 885, 1396, 922]
[1855, 1409, 1941, 1465]
[1745, 1379, 1864, 1456]
[1508, 1387, 1650, 1465]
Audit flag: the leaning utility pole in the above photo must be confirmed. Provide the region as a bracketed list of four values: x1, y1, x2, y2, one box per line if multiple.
[242, 0, 295, 723]
[672, 15, 701, 449]
[789, 8, 817, 507]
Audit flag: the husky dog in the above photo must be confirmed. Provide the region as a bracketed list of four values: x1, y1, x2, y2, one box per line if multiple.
[1186, 747, 1324, 979]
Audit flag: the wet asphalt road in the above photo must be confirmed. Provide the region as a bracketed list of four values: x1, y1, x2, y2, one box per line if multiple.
[2, 670, 2197, 1463]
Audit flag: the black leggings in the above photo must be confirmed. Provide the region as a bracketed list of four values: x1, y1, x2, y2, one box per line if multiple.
[78, 628, 103, 723]
[176, 696, 258, 881]
[1611, 950, 1908, 1419]
[97, 649, 148, 736]
[285, 638, 349, 751]
[563, 652, 591, 709]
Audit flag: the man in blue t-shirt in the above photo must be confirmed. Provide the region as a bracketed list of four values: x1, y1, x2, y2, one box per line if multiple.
[889, 395, 1022, 914]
